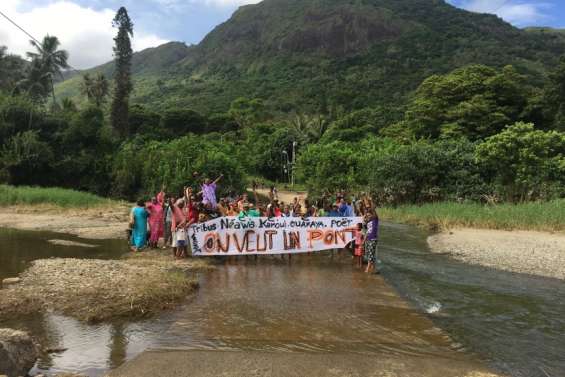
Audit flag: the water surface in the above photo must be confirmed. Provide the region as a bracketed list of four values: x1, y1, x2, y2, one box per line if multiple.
[1, 225, 564, 377]
[0, 228, 124, 280]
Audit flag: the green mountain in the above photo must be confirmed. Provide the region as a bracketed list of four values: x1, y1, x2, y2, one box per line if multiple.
[56, 0, 565, 115]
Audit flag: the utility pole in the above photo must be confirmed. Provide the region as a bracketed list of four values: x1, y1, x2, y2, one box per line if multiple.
[282, 150, 290, 184]
[291, 141, 297, 188]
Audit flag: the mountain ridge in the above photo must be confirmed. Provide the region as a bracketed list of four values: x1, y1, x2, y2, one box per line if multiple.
[56, 0, 565, 114]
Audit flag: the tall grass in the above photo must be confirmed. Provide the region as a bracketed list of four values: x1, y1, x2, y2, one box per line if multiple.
[379, 200, 565, 232]
[0, 185, 117, 208]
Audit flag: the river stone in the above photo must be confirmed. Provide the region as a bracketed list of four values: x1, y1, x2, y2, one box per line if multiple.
[0, 328, 38, 377]
[47, 239, 99, 248]
[1, 278, 21, 286]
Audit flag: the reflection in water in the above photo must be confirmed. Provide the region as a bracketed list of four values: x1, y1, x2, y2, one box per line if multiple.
[108, 324, 128, 370]
[0, 228, 125, 280]
[157, 255, 459, 359]
[1, 225, 565, 377]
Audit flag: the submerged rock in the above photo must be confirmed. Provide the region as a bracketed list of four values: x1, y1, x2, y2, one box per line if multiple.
[1, 278, 21, 286]
[47, 239, 99, 248]
[0, 328, 38, 377]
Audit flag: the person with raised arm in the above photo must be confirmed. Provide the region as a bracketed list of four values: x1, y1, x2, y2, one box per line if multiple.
[200, 174, 223, 210]
[147, 195, 164, 248]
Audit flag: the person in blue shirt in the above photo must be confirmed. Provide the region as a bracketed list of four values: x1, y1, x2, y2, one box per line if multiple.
[338, 198, 348, 216]
[344, 199, 355, 217]
[328, 204, 340, 217]
[338, 198, 356, 217]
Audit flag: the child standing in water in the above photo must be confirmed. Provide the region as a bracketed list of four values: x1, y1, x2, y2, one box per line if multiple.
[354, 223, 364, 268]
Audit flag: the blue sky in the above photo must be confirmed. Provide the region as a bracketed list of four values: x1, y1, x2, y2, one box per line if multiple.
[447, 0, 565, 28]
[1, 0, 564, 69]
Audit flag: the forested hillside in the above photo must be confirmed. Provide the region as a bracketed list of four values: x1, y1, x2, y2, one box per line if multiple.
[1, 0, 565, 205]
[56, 0, 565, 114]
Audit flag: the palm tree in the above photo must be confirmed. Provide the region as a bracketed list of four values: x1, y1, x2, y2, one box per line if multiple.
[26, 35, 69, 105]
[289, 114, 328, 145]
[81, 73, 109, 107]
[16, 58, 51, 102]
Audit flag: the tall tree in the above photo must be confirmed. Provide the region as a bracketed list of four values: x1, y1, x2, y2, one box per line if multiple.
[81, 73, 110, 107]
[26, 35, 69, 105]
[110, 7, 134, 138]
[545, 56, 565, 131]
[0, 46, 25, 92]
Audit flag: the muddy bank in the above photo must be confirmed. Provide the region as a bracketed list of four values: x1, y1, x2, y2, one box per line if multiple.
[0, 205, 130, 239]
[0, 252, 212, 323]
[428, 228, 565, 279]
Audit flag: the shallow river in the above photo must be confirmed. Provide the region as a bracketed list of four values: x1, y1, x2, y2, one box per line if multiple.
[0, 224, 563, 377]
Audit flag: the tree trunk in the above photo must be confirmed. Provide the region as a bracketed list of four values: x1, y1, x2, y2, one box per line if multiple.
[51, 77, 57, 107]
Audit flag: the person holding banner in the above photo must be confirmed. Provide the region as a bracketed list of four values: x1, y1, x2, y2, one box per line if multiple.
[364, 209, 380, 274]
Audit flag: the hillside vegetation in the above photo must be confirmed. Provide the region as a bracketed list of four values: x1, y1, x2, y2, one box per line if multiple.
[56, 0, 565, 114]
[1, 0, 564, 215]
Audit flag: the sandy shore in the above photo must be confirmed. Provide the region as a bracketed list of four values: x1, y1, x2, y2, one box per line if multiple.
[0, 205, 130, 239]
[428, 228, 565, 280]
[108, 350, 501, 377]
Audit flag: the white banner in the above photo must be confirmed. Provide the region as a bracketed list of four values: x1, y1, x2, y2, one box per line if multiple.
[188, 216, 363, 256]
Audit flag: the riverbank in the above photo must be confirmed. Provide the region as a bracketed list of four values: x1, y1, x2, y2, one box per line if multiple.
[0, 196, 214, 323]
[0, 204, 130, 239]
[379, 201, 565, 279]
[428, 228, 565, 280]
[0, 251, 212, 323]
[380, 200, 565, 232]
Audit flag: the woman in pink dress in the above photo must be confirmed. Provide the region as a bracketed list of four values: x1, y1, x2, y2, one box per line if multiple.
[147, 197, 164, 248]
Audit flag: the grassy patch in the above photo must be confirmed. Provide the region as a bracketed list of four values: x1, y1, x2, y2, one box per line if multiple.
[0, 185, 118, 208]
[379, 200, 565, 232]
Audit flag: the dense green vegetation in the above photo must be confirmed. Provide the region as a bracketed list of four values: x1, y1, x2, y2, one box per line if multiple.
[379, 200, 565, 232]
[1, 0, 564, 211]
[55, 0, 565, 114]
[0, 185, 115, 208]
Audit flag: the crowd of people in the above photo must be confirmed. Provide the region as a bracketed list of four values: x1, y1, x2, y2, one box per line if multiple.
[128, 173, 380, 273]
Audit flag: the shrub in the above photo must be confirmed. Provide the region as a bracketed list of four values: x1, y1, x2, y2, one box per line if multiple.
[476, 122, 565, 201]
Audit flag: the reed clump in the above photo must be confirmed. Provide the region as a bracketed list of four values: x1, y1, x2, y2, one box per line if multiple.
[0, 184, 117, 208]
[379, 200, 565, 232]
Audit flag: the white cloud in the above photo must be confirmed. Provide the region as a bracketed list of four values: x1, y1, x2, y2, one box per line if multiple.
[459, 0, 550, 25]
[154, 0, 261, 9]
[202, 0, 262, 6]
[0, 0, 168, 69]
